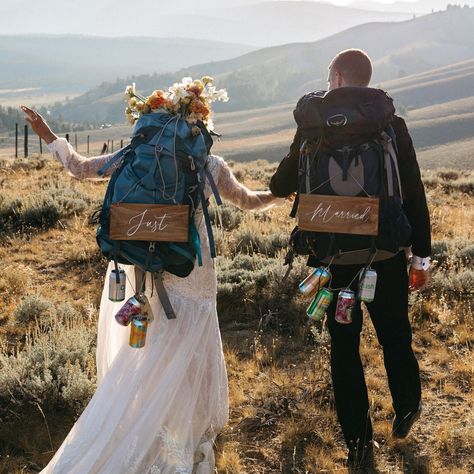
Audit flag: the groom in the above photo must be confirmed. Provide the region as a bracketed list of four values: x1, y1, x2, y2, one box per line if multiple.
[270, 49, 431, 471]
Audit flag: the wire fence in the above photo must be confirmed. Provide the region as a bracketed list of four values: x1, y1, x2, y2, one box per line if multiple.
[0, 124, 131, 159]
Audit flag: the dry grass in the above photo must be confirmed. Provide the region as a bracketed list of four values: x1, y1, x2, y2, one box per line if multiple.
[0, 157, 473, 474]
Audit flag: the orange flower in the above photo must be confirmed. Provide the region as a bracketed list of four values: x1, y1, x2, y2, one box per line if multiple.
[146, 90, 169, 110]
[189, 99, 210, 119]
[187, 85, 203, 97]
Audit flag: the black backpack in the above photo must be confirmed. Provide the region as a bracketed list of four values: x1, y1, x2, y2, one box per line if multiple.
[289, 87, 412, 265]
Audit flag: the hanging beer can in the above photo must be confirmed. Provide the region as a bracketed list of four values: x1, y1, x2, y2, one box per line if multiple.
[335, 289, 356, 324]
[115, 295, 143, 326]
[358, 268, 377, 303]
[299, 267, 331, 297]
[109, 268, 126, 302]
[307, 288, 334, 321]
[129, 316, 148, 349]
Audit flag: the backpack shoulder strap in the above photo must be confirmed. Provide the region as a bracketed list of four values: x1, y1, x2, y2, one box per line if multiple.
[381, 128, 403, 203]
[97, 144, 132, 177]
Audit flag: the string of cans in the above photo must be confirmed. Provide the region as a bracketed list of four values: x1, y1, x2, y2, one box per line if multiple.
[106, 263, 378, 348]
[299, 265, 377, 325]
[108, 268, 153, 349]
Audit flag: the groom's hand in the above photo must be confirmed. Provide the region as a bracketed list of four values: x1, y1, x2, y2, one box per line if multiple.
[20, 106, 58, 144]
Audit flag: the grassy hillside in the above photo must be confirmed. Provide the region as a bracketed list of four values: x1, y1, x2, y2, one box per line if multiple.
[0, 156, 472, 473]
[48, 6, 474, 123]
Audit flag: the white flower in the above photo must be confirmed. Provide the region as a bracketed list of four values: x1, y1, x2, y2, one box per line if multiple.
[203, 85, 229, 103]
[125, 83, 136, 98]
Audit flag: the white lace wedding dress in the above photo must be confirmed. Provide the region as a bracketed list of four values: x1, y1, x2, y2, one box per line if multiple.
[41, 138, 278, 474]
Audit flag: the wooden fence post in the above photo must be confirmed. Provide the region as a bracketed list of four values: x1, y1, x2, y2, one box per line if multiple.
[15, 123, 18, 158]
[120, 139, 123, 149]
[24, 125, 28, 158]
[111, 140, 114, 153]
[74, 133, 78, 151]
[39, 137, 43, 154]
[65, 133, 70, 143]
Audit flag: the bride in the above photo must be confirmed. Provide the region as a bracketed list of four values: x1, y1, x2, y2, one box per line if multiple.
[21, 99, 280, 473]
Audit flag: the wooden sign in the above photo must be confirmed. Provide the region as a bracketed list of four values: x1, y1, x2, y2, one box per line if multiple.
[110, 203, 189, 242]
[298, 194, 379, 236]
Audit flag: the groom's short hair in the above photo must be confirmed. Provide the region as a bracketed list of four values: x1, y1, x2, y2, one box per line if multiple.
[329, 49, 372, 87]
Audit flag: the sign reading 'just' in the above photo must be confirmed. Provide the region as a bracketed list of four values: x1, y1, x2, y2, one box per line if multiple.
[298, 194, 379, 236]
[110, 203, 189, 242]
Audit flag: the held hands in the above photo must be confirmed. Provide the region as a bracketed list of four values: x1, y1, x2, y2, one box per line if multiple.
[20, 106, 57, 144]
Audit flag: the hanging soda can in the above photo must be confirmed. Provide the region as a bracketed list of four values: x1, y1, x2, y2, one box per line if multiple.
[358, 268, 378, 303]
[307, 288, 333, 321]
[335, 289, 356, 324]
[129, 316, 148, 349]
[115, 295, 143, 326]
[109, 268, 126, 302]
[299, 267, 331, 297]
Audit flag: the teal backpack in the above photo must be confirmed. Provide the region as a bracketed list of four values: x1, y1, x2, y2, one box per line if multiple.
[96, 112, 222, 317]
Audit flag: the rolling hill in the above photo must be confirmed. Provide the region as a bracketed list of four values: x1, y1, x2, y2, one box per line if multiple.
[0, 36, 255, 91]
[47, 6, 474, 124]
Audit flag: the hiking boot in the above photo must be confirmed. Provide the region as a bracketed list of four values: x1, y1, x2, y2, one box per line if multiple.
[392, 403, 422, 439]
[346, 441, 374, 473]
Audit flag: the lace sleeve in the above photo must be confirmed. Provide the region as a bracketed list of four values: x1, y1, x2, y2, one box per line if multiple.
[208, 154, 284, 211]
[48, 138, 117, 179]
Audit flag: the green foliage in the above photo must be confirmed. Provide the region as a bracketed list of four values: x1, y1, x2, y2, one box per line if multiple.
[422, 169, 474, 195]
[209, 202, 243, 231]
[431, 270, 474, 296]
[216, 254, 308, 326]
[233, 228, 288, 257]
[0, 314, 96, 418]
[14, 294, 53, 326]
[0, 182, 92, 237]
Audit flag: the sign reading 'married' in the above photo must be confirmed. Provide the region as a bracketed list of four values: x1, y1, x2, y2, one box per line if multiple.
[110, 203, 189, 242]
[298, 194, 379, 236]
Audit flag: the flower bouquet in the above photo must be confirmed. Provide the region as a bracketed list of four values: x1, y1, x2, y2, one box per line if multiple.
[124, 76, 229, 131]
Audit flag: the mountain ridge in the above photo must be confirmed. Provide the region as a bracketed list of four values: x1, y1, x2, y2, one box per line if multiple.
[46, 7, 474, 122]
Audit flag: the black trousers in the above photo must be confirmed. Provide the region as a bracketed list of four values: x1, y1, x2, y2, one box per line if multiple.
[324, 251, 421, 448]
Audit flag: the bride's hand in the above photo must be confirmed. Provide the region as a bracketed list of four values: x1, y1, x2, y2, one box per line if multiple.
[20, 106, 58, 144]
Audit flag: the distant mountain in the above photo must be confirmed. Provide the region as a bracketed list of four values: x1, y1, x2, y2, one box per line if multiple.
[50, 6, 474, 123]
[0, 36, 255, 92]
[350, 0, 474, 14]
[0, 1, 411, 46]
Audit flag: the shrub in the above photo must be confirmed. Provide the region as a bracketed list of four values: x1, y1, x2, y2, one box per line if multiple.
[456, 244, 474, 263]
[431, 270, 474, 297]
[0, 316, 96, 418]
[0, 183, 91, 236]
[431, 239, 451, 263]
[0, 265, 31, 303]
[233, 228, 288, 257]
[217, 254, 308, 327]
[14, 294, 53, 326]
[209, 202, 243, 231]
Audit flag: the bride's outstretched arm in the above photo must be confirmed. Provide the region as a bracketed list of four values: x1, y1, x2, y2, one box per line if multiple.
[20, 105, 116, 180]
[47, 137, 116, 180]
[210, 155, 284, 211]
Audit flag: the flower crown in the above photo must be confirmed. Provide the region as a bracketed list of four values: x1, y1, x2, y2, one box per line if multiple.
[124, 76, 229, 130]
